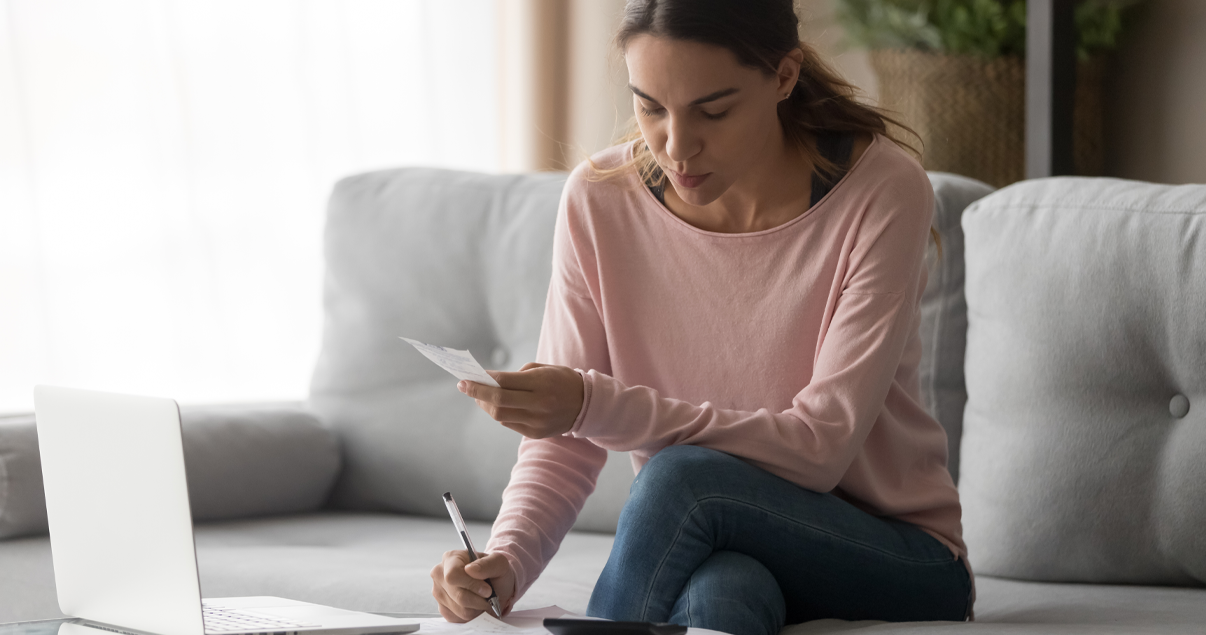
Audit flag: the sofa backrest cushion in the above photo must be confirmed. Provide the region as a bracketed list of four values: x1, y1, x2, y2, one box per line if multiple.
[309, 167, 993, 530]
[177, 404, 342, 521]
[309, 168, 636, 531]
[960, 177, 1206, 585]
[919, 173, 995, 483]
[0, 404, 339, 540]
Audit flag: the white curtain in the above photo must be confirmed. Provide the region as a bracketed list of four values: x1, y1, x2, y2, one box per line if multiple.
[0, 0, 499, 412]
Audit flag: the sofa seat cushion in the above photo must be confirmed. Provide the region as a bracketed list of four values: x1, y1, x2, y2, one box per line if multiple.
[191, 513, 613, 615]
[782, 576, 1206, 634]
[5, 512, 1206, 632]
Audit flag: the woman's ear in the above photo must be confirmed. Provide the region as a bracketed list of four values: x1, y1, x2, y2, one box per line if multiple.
[777, 47, 805, 98]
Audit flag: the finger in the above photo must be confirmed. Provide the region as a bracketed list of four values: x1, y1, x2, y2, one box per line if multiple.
[433, 583, 470, 623]
[478, 404, 542, 426]
[434, 555, 489, 621]
[441, 551, 496, 599]
[459, 382, 536, 409]
[501, 420, 556, 440]
[500, 420, 536, 435]
[489, 368, 548, 390]
[436, 603, 459, 623]
[465, 553, 511, 580]
[431, 583, 477, 621]
[448, 584, 491, 612]
[441, 551, 477, 587]
[472, 396, 544, 424]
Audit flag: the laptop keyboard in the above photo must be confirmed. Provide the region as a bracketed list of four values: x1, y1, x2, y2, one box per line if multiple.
[202, 605, 317, 634]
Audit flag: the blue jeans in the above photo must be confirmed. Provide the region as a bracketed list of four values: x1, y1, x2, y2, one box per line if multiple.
[587, 445, 971, 635]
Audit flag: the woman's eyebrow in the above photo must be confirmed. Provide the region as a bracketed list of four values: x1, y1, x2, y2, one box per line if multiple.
[628, 85, 740, 106]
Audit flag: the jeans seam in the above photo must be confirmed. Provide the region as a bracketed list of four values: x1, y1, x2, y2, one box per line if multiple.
[684, 567, 694, 625]
[694, 494, 956, 566]
[641, 501, 703, 621]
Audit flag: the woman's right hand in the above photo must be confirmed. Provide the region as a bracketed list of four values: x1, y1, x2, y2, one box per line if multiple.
[430, 550, 517, 622]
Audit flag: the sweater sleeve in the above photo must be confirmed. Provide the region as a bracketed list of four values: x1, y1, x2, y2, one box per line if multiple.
[569, 175, 935, 494]
[484, 174, 611, 599]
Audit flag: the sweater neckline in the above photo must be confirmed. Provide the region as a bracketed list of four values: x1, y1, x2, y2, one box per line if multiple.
[631, 133, 883, 239]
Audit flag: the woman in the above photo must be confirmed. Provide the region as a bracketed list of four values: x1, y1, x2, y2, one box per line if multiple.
[430, 1, 972, 633]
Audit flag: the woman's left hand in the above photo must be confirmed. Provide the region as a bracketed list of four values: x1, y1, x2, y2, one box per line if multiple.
[459, 362, 584, 439]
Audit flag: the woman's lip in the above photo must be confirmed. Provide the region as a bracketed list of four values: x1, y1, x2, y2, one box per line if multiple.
[667, 168, 711, 189]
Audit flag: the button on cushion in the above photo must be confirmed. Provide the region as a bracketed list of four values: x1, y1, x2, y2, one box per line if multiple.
[1170, 394, 1190, 418]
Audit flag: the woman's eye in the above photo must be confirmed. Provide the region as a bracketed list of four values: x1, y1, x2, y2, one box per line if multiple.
[639, 105, 727, 120]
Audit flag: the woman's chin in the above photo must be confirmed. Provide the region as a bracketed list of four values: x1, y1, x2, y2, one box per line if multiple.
[670, 183, 722, 208]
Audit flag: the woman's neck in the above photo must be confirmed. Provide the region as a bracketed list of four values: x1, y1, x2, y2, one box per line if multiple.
[663, 130, 816, 234]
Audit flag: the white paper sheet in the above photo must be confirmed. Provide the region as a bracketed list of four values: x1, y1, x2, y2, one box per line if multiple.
[507, 606, 581, 620]
[412, 607, 574, 634]
[400, 337, 501, 388]
[411, 606, 729, 634]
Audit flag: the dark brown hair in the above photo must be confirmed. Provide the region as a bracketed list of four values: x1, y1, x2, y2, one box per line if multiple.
[590, 0, 939, 249]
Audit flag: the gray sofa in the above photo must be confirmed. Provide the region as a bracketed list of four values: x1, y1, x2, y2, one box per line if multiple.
[1, 165, 1204, 634]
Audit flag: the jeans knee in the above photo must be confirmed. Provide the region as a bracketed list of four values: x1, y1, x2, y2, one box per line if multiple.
[616, 445, 727, 539]
[674, 551, 786, 635]
[630, 445, 729, 503]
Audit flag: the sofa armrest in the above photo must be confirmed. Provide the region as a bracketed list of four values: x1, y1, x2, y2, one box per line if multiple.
[0, 413, 43, 539]
[0, 402, 341, 541]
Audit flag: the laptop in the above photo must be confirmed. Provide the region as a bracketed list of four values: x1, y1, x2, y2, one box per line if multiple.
[34, 385, 420, 635]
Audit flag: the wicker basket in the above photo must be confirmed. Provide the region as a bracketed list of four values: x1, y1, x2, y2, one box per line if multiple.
[870, 49, 1105, 188]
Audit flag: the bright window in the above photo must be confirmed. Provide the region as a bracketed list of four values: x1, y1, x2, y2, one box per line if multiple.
[0, 0, 500, 411]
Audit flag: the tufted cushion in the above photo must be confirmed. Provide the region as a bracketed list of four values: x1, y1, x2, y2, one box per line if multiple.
[960, 177, 1206, 585]
[918, 173, 995, 483]
[309, 168, 635, 530]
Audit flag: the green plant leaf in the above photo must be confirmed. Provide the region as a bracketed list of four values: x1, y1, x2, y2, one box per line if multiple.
[832, 0, 1141, 58]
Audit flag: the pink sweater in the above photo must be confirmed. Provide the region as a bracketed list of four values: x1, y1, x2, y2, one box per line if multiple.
[485, 134, 968, 599]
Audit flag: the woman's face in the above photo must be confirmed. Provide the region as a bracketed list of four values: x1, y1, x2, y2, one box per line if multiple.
[625, 35, 800, 208]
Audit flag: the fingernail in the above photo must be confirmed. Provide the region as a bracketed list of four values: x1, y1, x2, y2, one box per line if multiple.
[457, 381, 466, 393]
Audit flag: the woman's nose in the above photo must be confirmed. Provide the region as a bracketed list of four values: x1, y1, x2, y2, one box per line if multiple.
[664, 115, 701, 163]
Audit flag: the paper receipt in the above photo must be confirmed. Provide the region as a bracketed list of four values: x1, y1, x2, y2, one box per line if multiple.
[400, 337, 501, 388]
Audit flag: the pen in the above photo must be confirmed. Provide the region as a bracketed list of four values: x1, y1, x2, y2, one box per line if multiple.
[442, 492, 502, 618]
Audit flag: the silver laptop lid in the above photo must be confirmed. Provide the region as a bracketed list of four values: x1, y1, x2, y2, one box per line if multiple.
[35, 385, 206, 635]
